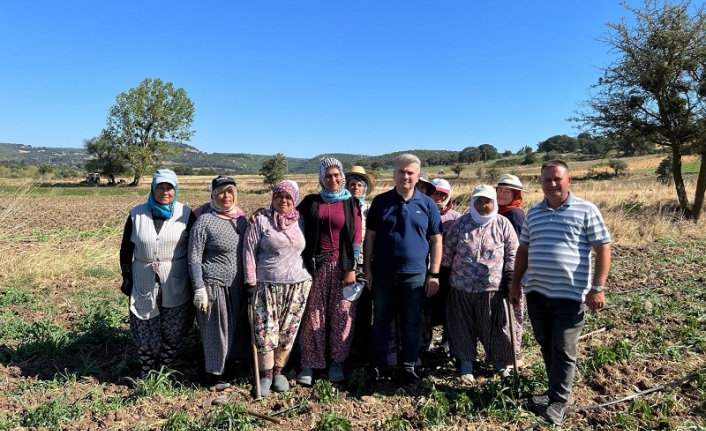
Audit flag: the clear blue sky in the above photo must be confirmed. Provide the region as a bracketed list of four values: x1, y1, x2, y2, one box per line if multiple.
[1, 1, 630, 159]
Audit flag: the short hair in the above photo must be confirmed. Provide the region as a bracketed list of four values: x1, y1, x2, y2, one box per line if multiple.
[541, 159, 570, 174]
[394, 153, 421, 173]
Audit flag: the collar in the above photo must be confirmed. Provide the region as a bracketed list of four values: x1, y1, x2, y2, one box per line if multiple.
[538, 192, 576, 209]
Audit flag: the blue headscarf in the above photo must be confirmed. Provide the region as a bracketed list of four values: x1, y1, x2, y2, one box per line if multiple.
[319, 157, 352, 203]
[147, 169, 178, 219]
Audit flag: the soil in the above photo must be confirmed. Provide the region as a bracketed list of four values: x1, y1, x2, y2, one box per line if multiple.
[0, 196, 704, 430]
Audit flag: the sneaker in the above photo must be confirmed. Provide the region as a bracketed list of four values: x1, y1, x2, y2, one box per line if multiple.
[297, 367, 313, 386]
[532, 392, 574, 406]
[542, 400, 566, 425]
[259, 377, 272, 397]
[328, 362, 345, 383]
[272, 374, 289, 392]
[460, 361, 474, 382]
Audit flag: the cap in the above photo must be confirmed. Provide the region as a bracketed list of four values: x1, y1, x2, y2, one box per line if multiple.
[342, 282, 364, 302]
[431, 178, 451, 195]
[417, 171, 437, 196]
[496, 174, 523, 191]
[211, 176, 236, 191]
[345, 166, 376, 194]
[472, 184, 497, 200]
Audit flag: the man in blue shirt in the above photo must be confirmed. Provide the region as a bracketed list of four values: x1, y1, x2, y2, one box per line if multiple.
[364, 153, 443, 383]
[509, 160, 611, 425]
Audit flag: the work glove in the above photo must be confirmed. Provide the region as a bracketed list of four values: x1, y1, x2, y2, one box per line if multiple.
[500, 271, 513, 298]
[120, 264, 133, 296]
[193, 288, 209, 313]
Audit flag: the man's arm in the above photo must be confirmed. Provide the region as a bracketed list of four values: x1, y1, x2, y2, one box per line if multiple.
[425, 233, 442, 297]
[585, 242, 611, 311]
[509, 244, 528, 307]
[363, 229, 376, 290]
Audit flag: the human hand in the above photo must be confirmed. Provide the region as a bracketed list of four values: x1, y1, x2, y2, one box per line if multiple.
[585, 289, 605, 311]
[193, 288, 209, 313]
[120, 274, 133, 296]
[508, 285, 522, 307]
[425, 276, 439, 298]
[363, 269, 373, 291]
[342, 270, 356, 286]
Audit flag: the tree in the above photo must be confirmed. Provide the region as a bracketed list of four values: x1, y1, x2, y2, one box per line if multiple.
[478, 144, 499, 162]
[260, 153, 287, 187]
[450, 163, 465, 178]
[608, 159, 628, 175]
[84, 132, 128, 183]
[105, 78, 195, 186]
[537, 135, 578, 153]
[458, 146, 481, 163]
[573, 0, 706, 220]
[520, 145, 535, 165]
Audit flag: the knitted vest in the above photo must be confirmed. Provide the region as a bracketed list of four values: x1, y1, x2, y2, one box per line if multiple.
[129, 202, 192, 320]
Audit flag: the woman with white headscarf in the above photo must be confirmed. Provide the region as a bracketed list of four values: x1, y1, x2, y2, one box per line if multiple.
[441, 184, 518, 382]
[296, 158, 362, 385]
[188, 176, 250, 385]
[119, 169, 196, 378]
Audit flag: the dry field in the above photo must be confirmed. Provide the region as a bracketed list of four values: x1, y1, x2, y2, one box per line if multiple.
[0, 170, 704, 430]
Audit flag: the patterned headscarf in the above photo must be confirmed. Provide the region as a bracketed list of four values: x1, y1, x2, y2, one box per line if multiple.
[319, 157, 352, 203]
[211, 183, 245, 219]
[147, 169, 178, 219]
[347, 174, 368, 204]
[268, 180, 301, 239]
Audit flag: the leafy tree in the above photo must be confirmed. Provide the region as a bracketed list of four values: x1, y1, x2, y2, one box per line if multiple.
[478, 143, 499, 162]
[656, 155, 674, 185]
[609, 159, 628, 175]
[105, 78, 195, 186]
[260, 153, 287, 187]
[573, 0, 706, 220]
[537, 135, 578, 153]
[520, 145, 535, 165]
[84, 132, 128, 183]
[458, 146, 481, 163]
[450, 163, 465, 178]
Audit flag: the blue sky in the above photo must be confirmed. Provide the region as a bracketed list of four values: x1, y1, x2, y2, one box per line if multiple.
[1, 1, 629, 158]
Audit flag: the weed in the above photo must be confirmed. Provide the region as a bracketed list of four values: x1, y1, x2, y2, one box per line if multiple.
[379, 414, 409, 431]
[0, 309, 30, 340]
[17, 394, 82, 430]
[313, 379, 338, 405]
[612, 412, 637, 429]
[127, 367, 188, 398]
[0, 283, 33, 306]
[347, 367, 368, 395]
[451, 391, 474, 419]
[315, 411, 352, 431]
[162, 412, 195, 431]
[418, 386, 449, 427]
[629, 398, 653, 421]
[203, 402, 253, 430]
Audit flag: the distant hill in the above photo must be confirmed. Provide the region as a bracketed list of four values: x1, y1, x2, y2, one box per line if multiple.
[0, 142, 463, 174]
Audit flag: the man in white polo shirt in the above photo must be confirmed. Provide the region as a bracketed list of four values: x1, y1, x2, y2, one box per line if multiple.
[509, 159, 611, 425]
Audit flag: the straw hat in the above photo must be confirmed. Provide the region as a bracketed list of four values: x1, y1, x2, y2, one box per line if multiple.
[345, 166, 376, 195]
[496, 174, 523, 191]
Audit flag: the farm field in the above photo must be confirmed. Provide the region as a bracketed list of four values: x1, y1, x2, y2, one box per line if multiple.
[0, 168, 705, 430]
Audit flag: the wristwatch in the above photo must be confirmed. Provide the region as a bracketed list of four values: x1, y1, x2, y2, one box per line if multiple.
[590, 285, 604, 292]
[427, 272, 440, 278]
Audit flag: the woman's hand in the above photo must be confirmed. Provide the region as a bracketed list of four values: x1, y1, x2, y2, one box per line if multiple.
[342, 270, 356, 286]
[193, 288, 209, 313]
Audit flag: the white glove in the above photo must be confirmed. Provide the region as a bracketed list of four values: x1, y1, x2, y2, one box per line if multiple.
[193, 288, 209, 313]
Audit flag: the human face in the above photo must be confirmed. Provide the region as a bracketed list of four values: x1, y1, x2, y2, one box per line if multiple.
[154, 183, 175, 205]
[473, 197, 494, 215]
[416, 182, 428, 195]
[496, 186, 515, 206]
[215, 187, 235, 209]
[541, 165, 571, 208]
[393, 162, 419, 193]
[347, 178, 365, 199]
[324, 166, 343, 192]
[431, 190, 448, 204]
[273, 192, 295, 214]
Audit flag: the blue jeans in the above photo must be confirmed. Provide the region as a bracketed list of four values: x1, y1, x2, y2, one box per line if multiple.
[526, 292, 586, 403]
[370, 271, 426, 370]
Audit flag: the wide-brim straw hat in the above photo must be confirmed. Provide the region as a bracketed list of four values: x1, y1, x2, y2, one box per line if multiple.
[496, 174, 523, 191]
[345, 166, 376, 195]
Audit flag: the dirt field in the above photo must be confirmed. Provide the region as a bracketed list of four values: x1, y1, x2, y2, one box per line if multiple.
[0, 172, 705, 430]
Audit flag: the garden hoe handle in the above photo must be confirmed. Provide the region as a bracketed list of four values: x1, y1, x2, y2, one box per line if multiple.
[506, 296, 520, 373]
[248, 298, 262, 400]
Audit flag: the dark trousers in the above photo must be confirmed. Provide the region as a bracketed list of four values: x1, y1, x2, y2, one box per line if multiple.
[370, 272, 425, 370]
[526, 291, 586, 403]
